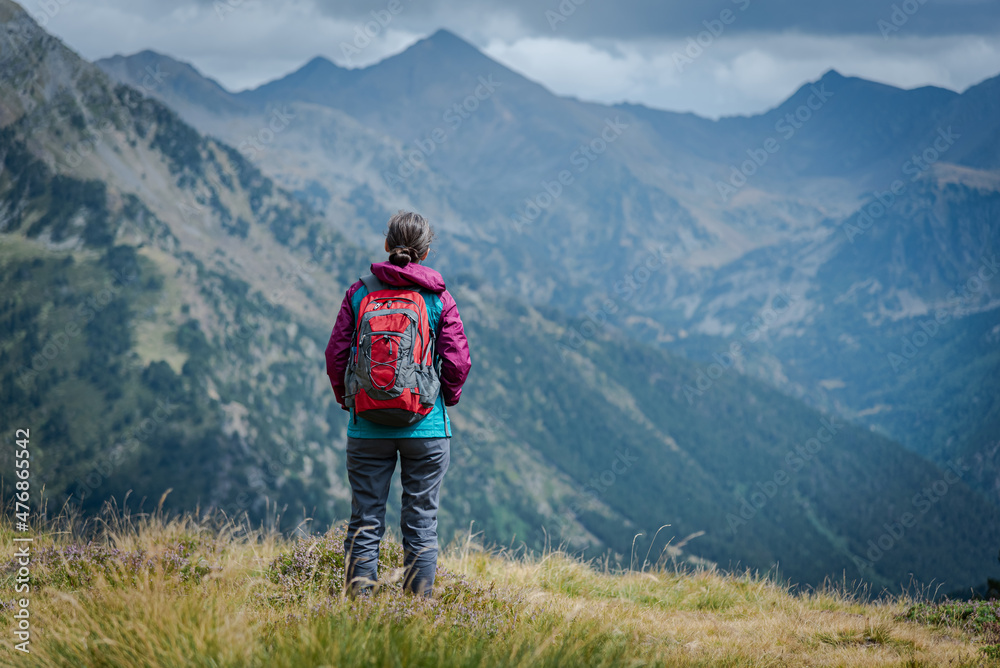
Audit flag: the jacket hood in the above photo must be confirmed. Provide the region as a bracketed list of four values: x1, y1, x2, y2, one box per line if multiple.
[370, 261, 446, 293]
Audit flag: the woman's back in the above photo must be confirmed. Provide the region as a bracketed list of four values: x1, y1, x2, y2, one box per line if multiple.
[324, 211, 470, 597]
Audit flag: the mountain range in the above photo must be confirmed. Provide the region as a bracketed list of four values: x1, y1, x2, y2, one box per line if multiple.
[1, 0, 998, 594]
[98, 28, 1000, 504]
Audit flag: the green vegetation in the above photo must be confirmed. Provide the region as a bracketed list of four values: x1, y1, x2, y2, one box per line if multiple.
[453, 289, 1000, 590]
[0, 238, 225, 514]
[1, 6, 997, 607]
[0, 127, 112, 247]
[720, 180, 1000, 507]
[0, 508, 995, 667]
[901, 600, 1000, 661]
[2, 135, 997, 592]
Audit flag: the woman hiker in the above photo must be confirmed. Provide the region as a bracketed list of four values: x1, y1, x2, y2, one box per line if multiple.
[325, 210, 471, 596]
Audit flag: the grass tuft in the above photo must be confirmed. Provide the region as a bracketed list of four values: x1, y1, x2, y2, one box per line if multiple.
[0, 503, 996, 666]
[900, 599, 1000, 662]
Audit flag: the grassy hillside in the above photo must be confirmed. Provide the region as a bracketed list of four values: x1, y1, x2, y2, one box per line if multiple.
[2, 0, 998, 595]
[0, 122, 358, 527]
[0, 508, 997, 667]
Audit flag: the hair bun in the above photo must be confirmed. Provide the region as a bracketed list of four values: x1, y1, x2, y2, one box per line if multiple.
[389, 246, 414, 267]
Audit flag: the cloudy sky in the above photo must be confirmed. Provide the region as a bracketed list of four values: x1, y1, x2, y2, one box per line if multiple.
[32, 0, 1000, 118]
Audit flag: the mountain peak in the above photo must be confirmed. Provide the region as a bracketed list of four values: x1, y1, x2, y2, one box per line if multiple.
[136, 48, 176, 61]
[425, 28, 471, 46]
[347, 25, 520, 95]
[405, 28, 485, 60]
[238, 52, 354, 104]
[98, 49, 199, 78]
[96, 49, 248, 114]
[301, 55, 341, 73]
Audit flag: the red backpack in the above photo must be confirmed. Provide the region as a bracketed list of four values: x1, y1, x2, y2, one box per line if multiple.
[344, 274, 441, 426]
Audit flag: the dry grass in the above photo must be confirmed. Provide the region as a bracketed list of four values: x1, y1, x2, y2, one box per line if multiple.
[445, 544, 989, 667]
[0, 504, 994, 667]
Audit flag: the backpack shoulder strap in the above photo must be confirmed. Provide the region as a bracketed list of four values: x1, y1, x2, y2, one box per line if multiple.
[360, 273, 388, 294]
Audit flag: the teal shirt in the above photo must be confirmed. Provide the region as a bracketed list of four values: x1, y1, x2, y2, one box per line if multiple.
[346, 285, 451, 439]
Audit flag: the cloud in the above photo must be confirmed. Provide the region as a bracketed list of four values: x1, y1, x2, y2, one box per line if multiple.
[304, 0, 1000, 39]
[38, 0, 426, 89]
[34, 0, 1000, 118]
[484, 32, 1000, 118]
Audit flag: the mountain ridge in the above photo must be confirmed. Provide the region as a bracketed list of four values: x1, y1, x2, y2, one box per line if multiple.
[99, 39, 997, 126]
[2, 0, 998, 592]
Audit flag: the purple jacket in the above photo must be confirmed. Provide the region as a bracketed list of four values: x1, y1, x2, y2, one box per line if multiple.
[325, 261, 471, 408]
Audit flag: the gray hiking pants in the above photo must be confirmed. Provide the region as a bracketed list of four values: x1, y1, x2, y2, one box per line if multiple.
[344, 436, 450, 596]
